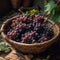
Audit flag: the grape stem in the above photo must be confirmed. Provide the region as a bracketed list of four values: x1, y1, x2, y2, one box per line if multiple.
[18, 8, 24, 15]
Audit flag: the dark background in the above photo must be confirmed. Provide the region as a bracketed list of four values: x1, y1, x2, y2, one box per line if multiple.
[0, 0, 44, 17]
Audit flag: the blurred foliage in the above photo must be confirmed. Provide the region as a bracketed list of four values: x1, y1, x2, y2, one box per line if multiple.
[0, 42, 11, 53]
[44, 0, 60, 23]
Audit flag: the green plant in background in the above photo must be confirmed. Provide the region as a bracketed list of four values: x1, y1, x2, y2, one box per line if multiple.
[26, 9, 40, 15]
[0, 42, 11, 53]
[44, 0, 60, 23]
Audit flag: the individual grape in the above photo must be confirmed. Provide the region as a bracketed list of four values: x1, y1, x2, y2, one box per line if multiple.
[30, 31, 36, 36]
[35, 23, 41, 29]
[34, 27, 38, 31]
[32, 39, 36, 43]
[26, 23, 34, 31]
[32, 21, 36, 27]
[38, 36, 48, 43]
[43, 37, 48, 41]
[40, 16, 44, 23]
[21, 23, 26, 30]
[43, 26, 54, 39]
[27, 36, 32, 44]
[38, 38, 42, 43]
[31, 37, 36, 43]
[22, 36, 29, 43]
[35, 16, 41, 22]
[21, 34, 25, 37]
[22, 17, 27, 23]
[35, 15, 39, 18]
[12, 20, 15, 23]
[26, 18, 32, 23]
[30, 14, 35, 19]
[16, 16, 24, 23]
[11, 22, 17, 27]
[35, 15, 44, 23]
[34, 33, 38, 38]
[15, 39, 21, 42]
[30, 31, 38, 37]
[38, 23, 41, 27]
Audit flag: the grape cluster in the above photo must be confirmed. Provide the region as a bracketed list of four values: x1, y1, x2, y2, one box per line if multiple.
[21, 31, 39, 43]
[7, 14, 54, 44]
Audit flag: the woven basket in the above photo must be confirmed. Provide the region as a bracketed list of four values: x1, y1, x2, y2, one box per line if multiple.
[1, 16, 60, 54]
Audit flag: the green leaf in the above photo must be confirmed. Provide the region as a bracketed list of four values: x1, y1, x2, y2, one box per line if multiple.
[26, 9, 40, 15]
[56, 14, 60, 22]
[50, 13, 60, 23]
[44, 0, 57, 15]
[45, 0, 60, 23]
[0, 42, 11, 53]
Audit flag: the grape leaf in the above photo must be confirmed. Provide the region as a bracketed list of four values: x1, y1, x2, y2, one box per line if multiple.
[26, 9, 40, 15]
[44, 0, 57, 15]
[45, 0, 60, 23]
[50, 13, 60, 22]
[0, 42, 11, 53]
